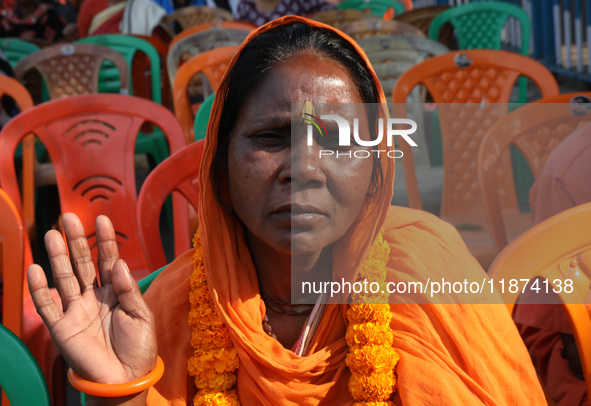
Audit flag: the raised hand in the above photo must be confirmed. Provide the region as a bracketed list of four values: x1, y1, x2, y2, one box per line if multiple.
[27, 213, 157, 385]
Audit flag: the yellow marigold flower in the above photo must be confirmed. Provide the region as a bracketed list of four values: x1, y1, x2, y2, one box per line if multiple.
[193, 389, 240, 406]
[347, 304, 391, 325]
[191, 325, 233, 350]
[346, 323, 394, 347]
[348, 370, 396, 402]
[345, 345, 400, 375]
[353, 402, 394, 406]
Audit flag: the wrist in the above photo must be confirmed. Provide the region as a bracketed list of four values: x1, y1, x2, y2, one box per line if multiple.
[68, 356, 164, 398]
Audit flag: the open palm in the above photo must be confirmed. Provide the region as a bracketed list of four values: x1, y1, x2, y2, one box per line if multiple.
[28, 213, 157, 384]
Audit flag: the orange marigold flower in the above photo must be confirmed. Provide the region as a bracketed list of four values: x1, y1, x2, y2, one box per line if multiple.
[194, 372, 237, 391]
[348, 370, 396, 402]
[345, 345, 400, 375]
[347, 304, 391, 325]
[345, 323, 394, 347]
[193, 389, 240, 406]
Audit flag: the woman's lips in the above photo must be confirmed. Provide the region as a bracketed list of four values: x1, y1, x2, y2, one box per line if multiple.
[271, 204, 326, 227]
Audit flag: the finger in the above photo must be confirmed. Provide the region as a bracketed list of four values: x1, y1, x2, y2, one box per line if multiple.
[112, 259, 152, 322]
[46, 228, 82, 311]
[62, 212, 97, 293]
[96, 215, 120, 287]
[27, 264, 64, 329]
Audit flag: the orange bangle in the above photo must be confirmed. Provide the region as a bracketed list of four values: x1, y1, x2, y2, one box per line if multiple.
[67, 356, 164, 397]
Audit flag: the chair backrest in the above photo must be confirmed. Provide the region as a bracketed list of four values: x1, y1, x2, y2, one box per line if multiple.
[0, 76, 34, 245]
[429, 1, 530, 55]
[0, 188, 25, 339]
[394, 5, 454, 48]
[137, 140, 204, 271]
[0, 38, 40, 69]
[487, 202, 591, 399]
[166, 22, 251, 88]
[134, 34, 172, 107]
[478, 92, 591, 253]
[339, 19, 425, 41]
[337, 0, 406, 18]
[77, 34, 162, 104]
[14, 43, 129, 99]
[173, 45, 237, 143]
[0, 324, 50, 406]
[307, 9, 379, 29]
[160, 5, 234, 35]
[392, 49, 559, 213]
[0, 94, 186, 279]
[358, 33, 449, 97]
[194, 91, 215, 141]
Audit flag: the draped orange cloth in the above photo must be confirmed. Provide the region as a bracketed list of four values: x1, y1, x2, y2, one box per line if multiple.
[143, 16, 546, 405]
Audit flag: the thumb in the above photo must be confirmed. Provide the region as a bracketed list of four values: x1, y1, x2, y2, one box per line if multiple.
[112, 259, 152, 321]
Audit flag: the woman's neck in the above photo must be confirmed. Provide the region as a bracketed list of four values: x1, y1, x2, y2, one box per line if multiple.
[246, 231, 332, 304]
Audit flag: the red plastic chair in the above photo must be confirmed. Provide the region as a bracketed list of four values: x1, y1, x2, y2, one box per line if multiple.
[173, 45, 238, 143]
[0, 94, 186, 280]
[392, 49, 559, 268]
[478, 92, 591, 255]
[137, 140, 204, 271]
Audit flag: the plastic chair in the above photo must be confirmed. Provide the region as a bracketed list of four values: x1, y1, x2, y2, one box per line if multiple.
[0, 94, 186, 280]
[76, 34, 171, 168]
[358, 33, 448, 165]
[14, 43, 129, 99]
[137, 140, 204, 271]
[134, 34, 172, 108]
[194, 91, 215, 141]
[394, 5, 454, 49]
[339, 19, 424, 41]
[160, 5, 234, 36]
[0, 324, 50, 406]
[0, 38, 41, 69]
[392, 49, 559, 268]
[166, 21, 252, 88]
[428, 1, 531, 102]
[307, 9, 379, 29]
[0, 76, 35, 240]
[336, 0, 406, 19]
[487, 202, 591, 399]
[478, 92, 591, 255]
[173, 45, 237, 143]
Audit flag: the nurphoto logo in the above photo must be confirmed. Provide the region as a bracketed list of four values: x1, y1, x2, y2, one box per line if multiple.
[302, 109, 418, 159]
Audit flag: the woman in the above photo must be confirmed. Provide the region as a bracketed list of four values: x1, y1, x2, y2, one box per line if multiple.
[0, 0, 67, 42]
[28, 16, 546, 405]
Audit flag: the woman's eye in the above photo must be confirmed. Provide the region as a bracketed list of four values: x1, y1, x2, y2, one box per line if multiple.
[250, 132, 289, 148]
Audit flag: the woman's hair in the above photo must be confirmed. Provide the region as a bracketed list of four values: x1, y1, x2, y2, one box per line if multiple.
[211, 22, 383, 208]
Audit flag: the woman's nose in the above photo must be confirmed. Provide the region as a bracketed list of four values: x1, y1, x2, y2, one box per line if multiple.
[279, 142, 326, 187]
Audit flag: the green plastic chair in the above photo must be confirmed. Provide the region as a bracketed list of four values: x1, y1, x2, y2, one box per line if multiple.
[0, 38, 40, 69]
[0, 324, 50, 406]
[194, 92, 215, 141]
[77, 34, 171, 167]
[337, 0, 405, 18]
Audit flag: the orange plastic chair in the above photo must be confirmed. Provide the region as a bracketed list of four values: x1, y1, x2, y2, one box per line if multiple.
[166, 21, 252, 88]
[137, 139, 204, 271]
[392, 49, 559, 268]
[0, 76, 34, 239]
[487, 202, 591, 399]
[0, 94, 186, 280]
[478, 92, 591, 255]
[0, 187, 63, 406]
[14, 43, 129, 99]
[173, 45, 238, 143]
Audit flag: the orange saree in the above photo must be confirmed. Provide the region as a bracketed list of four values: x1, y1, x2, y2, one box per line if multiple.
[143, 16, 546, 405]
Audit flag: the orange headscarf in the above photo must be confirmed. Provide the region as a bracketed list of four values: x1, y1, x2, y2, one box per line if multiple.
[144, 16, 546, 405]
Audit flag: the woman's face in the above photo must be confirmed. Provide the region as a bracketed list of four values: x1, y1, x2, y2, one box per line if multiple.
[227, 51, 374, 257]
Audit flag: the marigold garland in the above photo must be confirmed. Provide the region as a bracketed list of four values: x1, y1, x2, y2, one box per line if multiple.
[188, 230, 399, 404]
[189, 230, 240, 405]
